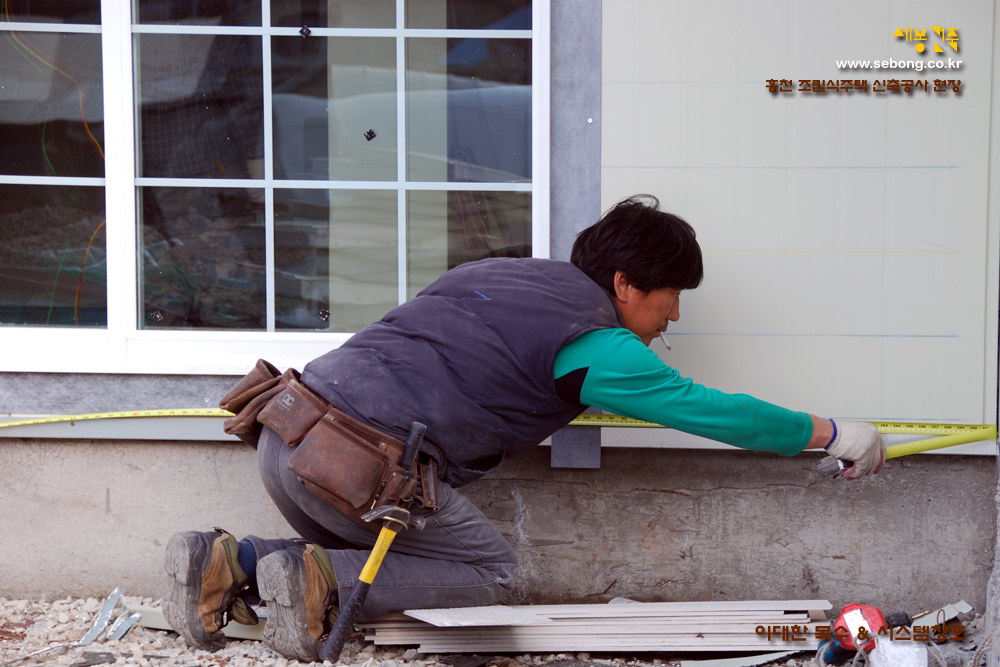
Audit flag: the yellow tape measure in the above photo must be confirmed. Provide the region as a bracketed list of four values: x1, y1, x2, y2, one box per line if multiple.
[569, 413, 996, 436]
[0, 408, 231, 429]
[0, 409, 994, 439]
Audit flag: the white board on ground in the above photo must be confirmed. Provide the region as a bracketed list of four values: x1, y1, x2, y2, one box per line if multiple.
[678, 651, 803, 667]
[404, 605, 554, 627]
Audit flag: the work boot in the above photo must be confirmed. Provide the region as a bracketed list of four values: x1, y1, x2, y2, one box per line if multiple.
[163, 528, 259, 651]
[257, 543, 338, 662]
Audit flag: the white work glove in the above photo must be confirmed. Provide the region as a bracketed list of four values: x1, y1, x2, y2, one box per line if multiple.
[825, 420, 886, 480]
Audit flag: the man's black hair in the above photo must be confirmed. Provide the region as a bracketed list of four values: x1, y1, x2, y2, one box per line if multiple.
[570, 194, 704, 295]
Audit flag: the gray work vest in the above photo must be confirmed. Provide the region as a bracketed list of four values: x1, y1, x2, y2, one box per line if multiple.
[301, 257, 624, 487]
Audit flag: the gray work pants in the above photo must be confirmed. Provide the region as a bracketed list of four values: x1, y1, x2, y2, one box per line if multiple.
[247, 426, 517, 619]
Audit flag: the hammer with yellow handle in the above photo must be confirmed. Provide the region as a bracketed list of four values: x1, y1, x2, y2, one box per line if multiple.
[319, 421, 427, 662]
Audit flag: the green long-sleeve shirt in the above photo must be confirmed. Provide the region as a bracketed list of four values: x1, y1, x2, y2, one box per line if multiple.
[553, 328, 812, 455]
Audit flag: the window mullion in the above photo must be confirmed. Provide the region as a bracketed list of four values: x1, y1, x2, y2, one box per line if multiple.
[532, 0, 551, 259]
[262, 0, 276, 331]
[101, 0, 138, 349]
[396, 0, 408, 305]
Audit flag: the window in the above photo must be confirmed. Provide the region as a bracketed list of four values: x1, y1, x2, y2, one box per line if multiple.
[0, 0, 549, 374]
[0, 1, 105, 327]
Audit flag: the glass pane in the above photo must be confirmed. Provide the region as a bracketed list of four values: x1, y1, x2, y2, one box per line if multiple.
[407, 0, 530, 29]
[407, 38, 530, 182]
[273, 36, 396, 182]
[407, 190, 530, 297]
[140, 186, 265, 329]
[272, 0, 394, 28]
[275, 189, 397, 331]
[136, 34, 263, 178]
[135, 0, 261, 27]
[1, 1, 101, 24]
[0, 32, 104, 177]
[0, 184, 106, 326]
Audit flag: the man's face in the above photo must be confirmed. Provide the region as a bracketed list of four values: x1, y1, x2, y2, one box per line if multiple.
[612, 271, 682, 346]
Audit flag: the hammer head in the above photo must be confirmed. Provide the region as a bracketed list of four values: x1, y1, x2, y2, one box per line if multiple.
[362, 505, 426, 531]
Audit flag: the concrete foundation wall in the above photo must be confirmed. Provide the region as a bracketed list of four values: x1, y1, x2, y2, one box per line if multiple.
[1, 439, 993, 614]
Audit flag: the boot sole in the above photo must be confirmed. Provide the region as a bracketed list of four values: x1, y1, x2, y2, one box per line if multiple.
[163, 531, 226, 651]
[258, 550, 320, 662]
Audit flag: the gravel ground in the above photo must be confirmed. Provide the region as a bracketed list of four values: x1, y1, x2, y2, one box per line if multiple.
[0, 597, 989, 667]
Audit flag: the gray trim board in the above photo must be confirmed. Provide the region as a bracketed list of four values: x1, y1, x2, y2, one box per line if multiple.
[549, 0, 603, 467]
[549, 0, 602, 261]
[0, 373, 237, 415]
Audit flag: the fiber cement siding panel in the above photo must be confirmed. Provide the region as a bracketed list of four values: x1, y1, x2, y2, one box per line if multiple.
[601, 0, 998, 426]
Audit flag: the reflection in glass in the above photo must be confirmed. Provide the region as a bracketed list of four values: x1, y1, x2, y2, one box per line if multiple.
[135, 0, 261, 27]
[407, 0, 530, 29]
[407, 190, 530, 297]
[271, 0, 393, 28]
[0, 185, 106, 326]
[135, 34, 263, 179]
[272, 36, 396, 181]
[0, 0, 100, 24]
[140, 187, 265, 329]
[275, 189, 397, 331]
[407, 38, 530, 182]
[0, 32, 104, 177]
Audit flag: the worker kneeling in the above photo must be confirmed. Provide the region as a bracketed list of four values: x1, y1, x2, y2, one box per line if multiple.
[163, 195, 885, 662]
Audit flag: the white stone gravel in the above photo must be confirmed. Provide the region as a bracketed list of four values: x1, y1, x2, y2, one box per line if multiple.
[0, 597, 986, 667]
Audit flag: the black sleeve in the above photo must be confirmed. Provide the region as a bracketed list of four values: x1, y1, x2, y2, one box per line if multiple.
[554, 366, 589, 406]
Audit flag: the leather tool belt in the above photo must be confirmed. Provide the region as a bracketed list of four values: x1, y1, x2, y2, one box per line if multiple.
[219, 359, 441, 524]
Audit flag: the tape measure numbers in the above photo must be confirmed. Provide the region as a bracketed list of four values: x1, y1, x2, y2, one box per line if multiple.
[568, 414, 652, 428]
[569, 413, 996, 436]
[870, 422, 995, 436]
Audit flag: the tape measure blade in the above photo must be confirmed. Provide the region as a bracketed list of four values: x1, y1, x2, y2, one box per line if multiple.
[569, 414, 661, 428]
[569, 415, 994, 436]
[874, 422, 994, 436]
[0, 409, 993, 442]
[0, 408, 231, 429]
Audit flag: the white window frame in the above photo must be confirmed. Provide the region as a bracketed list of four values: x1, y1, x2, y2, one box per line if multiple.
[0, 0, 550, 375]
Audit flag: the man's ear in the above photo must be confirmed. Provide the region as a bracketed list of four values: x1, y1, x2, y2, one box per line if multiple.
[612, 270, 632, 302]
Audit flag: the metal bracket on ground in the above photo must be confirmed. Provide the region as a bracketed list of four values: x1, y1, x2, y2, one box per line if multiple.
[1, 588, 141, 667]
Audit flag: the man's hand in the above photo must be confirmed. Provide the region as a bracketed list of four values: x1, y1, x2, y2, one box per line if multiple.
[826, 420, 886, 479]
